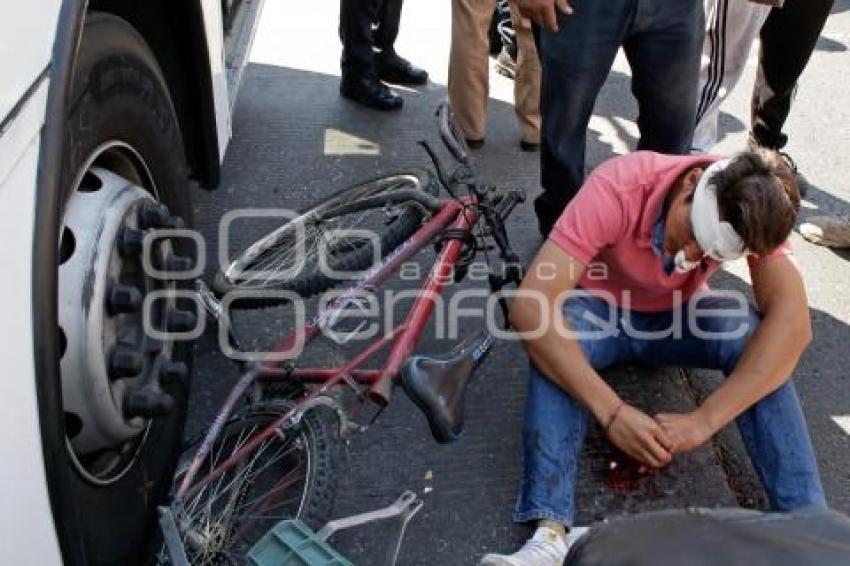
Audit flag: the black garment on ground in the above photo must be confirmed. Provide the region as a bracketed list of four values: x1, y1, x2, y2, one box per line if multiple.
[751, 0, 834, 149]
[568, 507, 850, 566]
[339, 0, 403, 80]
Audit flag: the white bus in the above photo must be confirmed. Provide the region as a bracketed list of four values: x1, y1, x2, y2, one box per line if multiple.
[0, 1, 264, 563]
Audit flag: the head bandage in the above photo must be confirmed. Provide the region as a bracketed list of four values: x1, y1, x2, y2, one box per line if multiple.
[690, 159, 747, 262]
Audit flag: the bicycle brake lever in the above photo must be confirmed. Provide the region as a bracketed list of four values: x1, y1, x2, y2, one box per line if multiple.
[418, 140, 457, 198]
[196, 279, 248, 355]
[195, 279, 222, 320]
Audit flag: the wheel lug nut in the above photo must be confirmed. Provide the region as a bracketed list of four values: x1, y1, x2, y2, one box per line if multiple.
[166, 310, 197, 333]
[165, 254, 194, 272]
[119, 227, 145, 257]
[138, 203, 170, 229]
[107, 284, 142, 315]
[109, 348, 144, 379]
[160, 361, 189, 386]
[124, 388, 174, 418]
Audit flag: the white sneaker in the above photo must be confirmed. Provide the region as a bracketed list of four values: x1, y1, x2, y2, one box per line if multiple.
[480, 525, 587, 566]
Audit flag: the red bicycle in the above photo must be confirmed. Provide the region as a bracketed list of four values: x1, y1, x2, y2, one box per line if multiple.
[159, 103, 525, 564]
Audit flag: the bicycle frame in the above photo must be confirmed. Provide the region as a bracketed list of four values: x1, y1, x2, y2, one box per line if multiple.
[175, 195, 479, 503]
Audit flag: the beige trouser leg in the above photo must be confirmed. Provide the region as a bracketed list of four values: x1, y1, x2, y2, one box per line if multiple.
[510, 3, 541, 144]
[449, 0, 495, 141]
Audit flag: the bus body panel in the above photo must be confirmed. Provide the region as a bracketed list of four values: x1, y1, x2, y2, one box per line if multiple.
[0, 0, 59, 124]
[0, 78, 63, 565]
[0, 0, 244, 562]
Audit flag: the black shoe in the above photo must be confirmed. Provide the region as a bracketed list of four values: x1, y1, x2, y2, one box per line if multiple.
[747, 135, 809, 198]
[466, 138, 485, 150]
[520, 139, 540, 152]
[340, 75, 403, 111]
[778, 151, 810, 198]
[375, 51, 429, 86]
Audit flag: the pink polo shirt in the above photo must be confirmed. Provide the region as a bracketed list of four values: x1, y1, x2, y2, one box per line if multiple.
[549, 151, 790, 312]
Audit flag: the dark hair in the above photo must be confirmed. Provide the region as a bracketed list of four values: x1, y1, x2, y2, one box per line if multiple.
[710, 149, 800, 255]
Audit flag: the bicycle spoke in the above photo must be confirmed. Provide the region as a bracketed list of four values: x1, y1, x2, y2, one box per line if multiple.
[170, 415, 311, 565]
[183, 424, 256, 525]
[225, 175, 423, 290]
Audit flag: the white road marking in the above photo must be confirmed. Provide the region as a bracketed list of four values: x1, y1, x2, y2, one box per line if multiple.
[830, 415, 850, 437]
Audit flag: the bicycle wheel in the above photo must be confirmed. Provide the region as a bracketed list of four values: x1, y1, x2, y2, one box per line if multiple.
[161, 402, 342, 564]
[213, 168, 437, 307]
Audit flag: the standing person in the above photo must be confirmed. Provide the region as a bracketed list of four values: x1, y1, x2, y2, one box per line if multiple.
[749, 0, 834, 164]
[494, 0, 519, 80]
[449, 0, 542, 151]
[692, 0, 834, 193]
[692, 0, 773, 153]
[517, 0, 705, 238]
[480, 149, 826, 566]
[338, 0, 428, 111]
[755, 0, 844, 250]
[496, 0, 516, 58]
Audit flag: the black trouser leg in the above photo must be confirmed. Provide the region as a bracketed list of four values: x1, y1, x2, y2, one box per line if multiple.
[534, 0, 702, 237]
[340, 0, 381, 79]
[750, 0, 834, 149]
[533, 3, 630, 236]
[624, 1, 703, 154]
[374, 0, 403, 53]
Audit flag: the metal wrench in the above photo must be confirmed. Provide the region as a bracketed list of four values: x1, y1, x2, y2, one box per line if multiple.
[158, 506, 189, 566]
[317, 490, 424, 566]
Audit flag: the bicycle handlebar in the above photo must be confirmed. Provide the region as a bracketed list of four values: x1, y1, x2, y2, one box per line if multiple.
[429, 103, 524, 286]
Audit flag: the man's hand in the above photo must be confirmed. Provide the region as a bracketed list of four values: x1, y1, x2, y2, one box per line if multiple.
[515, 0, 574, 32]
[606, 405, 674, 468]
[656, 412, 715, 454]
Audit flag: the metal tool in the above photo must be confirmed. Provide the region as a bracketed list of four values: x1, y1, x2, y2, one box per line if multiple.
[158, 505, 190, 566]
[317, 490, 424, 566]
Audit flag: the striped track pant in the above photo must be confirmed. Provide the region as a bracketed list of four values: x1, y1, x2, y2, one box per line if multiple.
[692, 0, 770, 153]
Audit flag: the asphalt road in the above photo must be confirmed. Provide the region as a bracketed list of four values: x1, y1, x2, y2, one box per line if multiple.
[186, 1, 850, 563]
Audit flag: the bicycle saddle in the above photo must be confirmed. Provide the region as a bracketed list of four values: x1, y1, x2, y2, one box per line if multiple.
[401, 331, 494, 443]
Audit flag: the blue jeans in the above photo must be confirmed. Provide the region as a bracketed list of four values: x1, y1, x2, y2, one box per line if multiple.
[513, 292, 826, 527]
[533, 0, 704, 234]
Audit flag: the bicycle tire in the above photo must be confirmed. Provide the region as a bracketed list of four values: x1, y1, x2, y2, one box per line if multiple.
[213, 169, 438, 308]
[162, 401, 343, 564]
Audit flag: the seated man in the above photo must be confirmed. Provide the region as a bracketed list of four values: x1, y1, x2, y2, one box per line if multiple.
[481, 150, 827, 566]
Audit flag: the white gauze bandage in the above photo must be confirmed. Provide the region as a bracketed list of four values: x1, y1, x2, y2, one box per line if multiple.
[690, 159, 747, 262]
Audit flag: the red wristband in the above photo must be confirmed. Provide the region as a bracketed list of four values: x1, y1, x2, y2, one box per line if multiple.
[605, 402, 626, 431]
